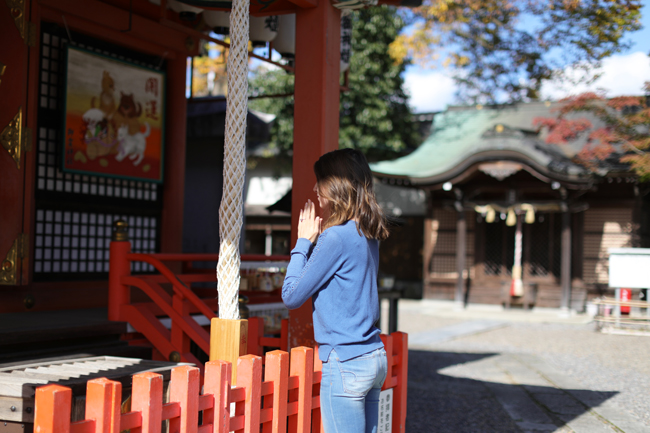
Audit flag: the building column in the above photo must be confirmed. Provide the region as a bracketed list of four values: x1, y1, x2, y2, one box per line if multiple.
[161, 55, 188, 258]
[455, 197, 466, 307]
[560, 204, 572, 310]
[289, 0, 341, 348]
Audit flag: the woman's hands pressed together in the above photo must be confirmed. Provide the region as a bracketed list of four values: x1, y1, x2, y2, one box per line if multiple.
[298, 199, 322, 244]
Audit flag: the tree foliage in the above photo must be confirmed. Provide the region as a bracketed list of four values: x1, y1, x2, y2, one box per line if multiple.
[390, 0, 642, 104]
[192, 42, 229, 97]
[249, 5, 420, 167]
[534, 82, 650, 181]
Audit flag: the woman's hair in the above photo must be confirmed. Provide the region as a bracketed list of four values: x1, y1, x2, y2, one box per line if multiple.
[314, 148, 389, 241]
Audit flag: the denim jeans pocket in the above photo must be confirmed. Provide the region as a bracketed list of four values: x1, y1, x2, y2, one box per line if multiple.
[338, 353, 378, 396]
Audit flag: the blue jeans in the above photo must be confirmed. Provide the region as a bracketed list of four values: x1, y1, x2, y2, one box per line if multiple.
[320, 347, 388, 433]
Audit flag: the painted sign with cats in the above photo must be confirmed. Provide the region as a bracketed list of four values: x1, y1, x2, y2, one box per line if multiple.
[62, 47, 165, 182]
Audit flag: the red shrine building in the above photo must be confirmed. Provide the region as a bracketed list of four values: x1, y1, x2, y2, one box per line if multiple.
[0, 0, 418, 364]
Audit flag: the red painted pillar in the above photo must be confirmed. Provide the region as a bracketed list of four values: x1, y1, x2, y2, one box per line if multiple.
[290, 1, 341, 348]
[161, 55, 187, 260]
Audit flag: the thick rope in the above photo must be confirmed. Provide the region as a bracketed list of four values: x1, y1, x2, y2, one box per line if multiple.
[217, 0, 249, 320]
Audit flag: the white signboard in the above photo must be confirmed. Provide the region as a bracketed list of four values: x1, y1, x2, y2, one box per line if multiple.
[609, 248, 650, 289]
[377, 388, 393, 433]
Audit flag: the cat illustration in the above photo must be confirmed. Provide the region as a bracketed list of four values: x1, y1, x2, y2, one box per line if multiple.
[82, 108, 118, 160]
[116, 123, 150, 166]
[113, 92, 143, 135]
[91, 71, 116, 118]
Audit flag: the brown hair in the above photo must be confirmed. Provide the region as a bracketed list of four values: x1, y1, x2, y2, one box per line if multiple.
[314, 148, 389, 241]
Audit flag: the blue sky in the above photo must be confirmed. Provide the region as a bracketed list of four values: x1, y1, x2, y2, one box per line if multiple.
[404, 3, 650, 113]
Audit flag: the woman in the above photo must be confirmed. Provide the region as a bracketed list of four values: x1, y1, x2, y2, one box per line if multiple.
[282, 148, 389, 433]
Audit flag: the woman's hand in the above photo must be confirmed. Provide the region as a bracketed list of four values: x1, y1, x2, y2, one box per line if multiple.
[298, 199, 322, 244]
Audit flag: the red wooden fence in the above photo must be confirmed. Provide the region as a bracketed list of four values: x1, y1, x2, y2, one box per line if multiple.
[109, 230, 290, 366]
[34, 333, 408, 433]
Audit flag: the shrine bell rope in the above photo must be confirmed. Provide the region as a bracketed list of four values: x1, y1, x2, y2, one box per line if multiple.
[217, 0, 250, 320]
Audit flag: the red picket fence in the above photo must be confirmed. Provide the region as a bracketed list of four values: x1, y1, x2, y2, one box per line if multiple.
[34, 333, 408, 433]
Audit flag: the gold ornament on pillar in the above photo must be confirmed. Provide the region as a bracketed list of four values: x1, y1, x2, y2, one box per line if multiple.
[0, 62, 6, 86]
[1, 107, 32, 169]
[5, 0, 36, 45]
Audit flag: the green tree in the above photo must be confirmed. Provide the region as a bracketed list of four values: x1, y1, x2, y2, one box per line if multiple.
[390, 0, 642, 104]
[248, 67, 295, 164]
[249, 5, 420, 166]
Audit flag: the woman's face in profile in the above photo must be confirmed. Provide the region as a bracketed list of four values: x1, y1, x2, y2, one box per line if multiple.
[314, 183, 330, 214]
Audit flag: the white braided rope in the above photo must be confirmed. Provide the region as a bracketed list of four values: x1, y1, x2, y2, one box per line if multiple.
[217, 0, 249, 320]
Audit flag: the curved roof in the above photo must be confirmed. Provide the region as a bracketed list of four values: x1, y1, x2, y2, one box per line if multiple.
[370, 103, 593, 186]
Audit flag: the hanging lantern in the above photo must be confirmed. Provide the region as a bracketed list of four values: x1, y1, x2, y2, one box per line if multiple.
[273, 14, 295, 58]
[204, 10, 230, 35]
[340, 12, 352, 73]
[168, 0, 203, 20]
[250, 16, 278, 48]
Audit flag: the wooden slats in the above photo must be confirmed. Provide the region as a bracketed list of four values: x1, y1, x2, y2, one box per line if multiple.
[33, 334, 409, 433]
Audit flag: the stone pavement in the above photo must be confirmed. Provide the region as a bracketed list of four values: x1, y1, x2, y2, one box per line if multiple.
[383, 300, 650, 433]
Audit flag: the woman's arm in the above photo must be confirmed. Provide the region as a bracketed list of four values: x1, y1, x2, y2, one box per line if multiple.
[282, 230, 342, 310]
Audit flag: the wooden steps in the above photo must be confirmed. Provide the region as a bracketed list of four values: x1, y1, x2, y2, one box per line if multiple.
[0, 309, 151, 366]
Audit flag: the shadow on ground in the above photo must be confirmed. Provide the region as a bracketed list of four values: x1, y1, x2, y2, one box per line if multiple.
[406, 350, 617, 432]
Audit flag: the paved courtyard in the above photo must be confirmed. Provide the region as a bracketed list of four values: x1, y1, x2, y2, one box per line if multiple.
[383, 299, 650, 433]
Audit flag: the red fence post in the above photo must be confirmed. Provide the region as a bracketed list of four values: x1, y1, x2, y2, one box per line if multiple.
[170, 366, 201, 433]
[204, 360, 232, 433]
[236, 355, 263, 433]
[131, 372, 163, 433]
[392, 332, 408, 433]
[247, 317, 264, 356]
[288, 347, 313, 433]
[35, 385, 72, 433]
[108, 220, 131, 321]
[311, 347, 323, 433]
[263, 350, 289, 433]
[280, 319, 288, 352]
[85, 378, 122, 433]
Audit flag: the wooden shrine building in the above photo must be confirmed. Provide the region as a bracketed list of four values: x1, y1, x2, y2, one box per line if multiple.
[371, 103, 649, 310]
[0, 0, 419, 365]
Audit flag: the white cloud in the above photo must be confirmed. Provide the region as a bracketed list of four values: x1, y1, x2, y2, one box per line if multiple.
[404, 70, 457, 113]
[542, 51, 650, 100]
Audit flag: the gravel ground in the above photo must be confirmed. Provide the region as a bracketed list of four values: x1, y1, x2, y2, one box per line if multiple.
[394, 301, 650, 432]
[406, 349, 524, 432]
[439, 322, 650, 429]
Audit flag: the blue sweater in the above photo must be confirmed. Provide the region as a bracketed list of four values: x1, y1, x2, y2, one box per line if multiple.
[282, 220, 384, 362]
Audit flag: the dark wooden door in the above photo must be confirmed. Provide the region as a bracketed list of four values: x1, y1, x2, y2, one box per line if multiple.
[0, 1, 33, 286]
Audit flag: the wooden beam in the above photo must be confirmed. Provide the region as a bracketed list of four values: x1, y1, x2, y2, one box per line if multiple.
[288, 0, 318, 8]
[159, 18, 294, 72]
[210, 318, 248, 384]
[39, 0, 192, 55]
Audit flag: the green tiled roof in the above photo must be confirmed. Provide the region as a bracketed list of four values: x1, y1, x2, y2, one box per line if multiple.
[370, 103, 592, 185]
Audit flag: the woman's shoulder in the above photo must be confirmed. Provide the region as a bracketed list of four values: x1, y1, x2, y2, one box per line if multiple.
[321, 220, 356, 235]
[321, 221, 370, 246]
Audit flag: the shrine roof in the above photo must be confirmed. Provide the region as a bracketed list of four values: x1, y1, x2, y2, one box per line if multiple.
[370, 102, 595, 186]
